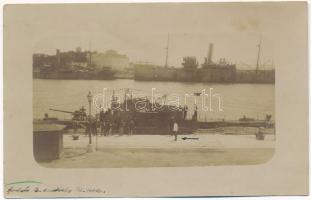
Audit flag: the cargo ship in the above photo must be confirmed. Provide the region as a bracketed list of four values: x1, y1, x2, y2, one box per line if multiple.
[134, 41, 275, 84]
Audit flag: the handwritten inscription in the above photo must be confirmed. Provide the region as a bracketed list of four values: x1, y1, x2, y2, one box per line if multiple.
[6, 182, 105, 195]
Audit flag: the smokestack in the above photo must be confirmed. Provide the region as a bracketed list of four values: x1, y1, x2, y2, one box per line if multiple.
[207, 43, 214, 64]
[56, 49, 60, 68]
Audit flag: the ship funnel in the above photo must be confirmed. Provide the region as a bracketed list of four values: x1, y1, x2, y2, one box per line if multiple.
[56, 49, 61, 68]
[207, 43, 214, 64]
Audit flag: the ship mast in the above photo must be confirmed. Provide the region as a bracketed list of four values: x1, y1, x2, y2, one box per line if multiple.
[255, 38, 262, 73]
[89, 40, 92, 68]
[164, 34, 169, 68]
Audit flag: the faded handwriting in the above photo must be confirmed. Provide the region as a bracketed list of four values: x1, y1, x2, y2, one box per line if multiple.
[5, 182, 106, 194]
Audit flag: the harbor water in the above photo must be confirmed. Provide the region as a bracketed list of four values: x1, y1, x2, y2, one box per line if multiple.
[33, 79, 274, 121]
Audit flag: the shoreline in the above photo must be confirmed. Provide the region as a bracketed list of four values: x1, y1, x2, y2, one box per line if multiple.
[38, 134, 275, 168]
[39, 147, 275, 168]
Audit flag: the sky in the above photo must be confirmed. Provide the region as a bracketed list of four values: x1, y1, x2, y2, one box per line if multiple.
[8, 3, 306, 69]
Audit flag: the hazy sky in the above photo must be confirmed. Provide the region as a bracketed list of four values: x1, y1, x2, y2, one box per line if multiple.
[8, 3, 306, 69]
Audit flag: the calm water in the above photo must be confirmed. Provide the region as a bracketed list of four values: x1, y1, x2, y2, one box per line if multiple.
[33, 79, 274, 121]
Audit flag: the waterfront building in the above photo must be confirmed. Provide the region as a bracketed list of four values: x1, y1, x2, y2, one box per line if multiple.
[90, 50, 130, 71]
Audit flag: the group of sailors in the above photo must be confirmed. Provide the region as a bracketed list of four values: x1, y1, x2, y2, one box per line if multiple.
[179, 105, 198, 121]
[99, 109, 135, 136]
[72, 103, 196, 137]
[72, 107, 87, 121]
[81, 109, 136, 137]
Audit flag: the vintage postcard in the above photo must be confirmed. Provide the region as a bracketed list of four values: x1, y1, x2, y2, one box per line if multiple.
[3, 2, 309, 197]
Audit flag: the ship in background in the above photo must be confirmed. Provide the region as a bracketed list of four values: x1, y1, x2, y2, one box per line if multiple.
[134, 38, 275, 84]
[33, 48, 117, 80]
[33, 38, 275, 83]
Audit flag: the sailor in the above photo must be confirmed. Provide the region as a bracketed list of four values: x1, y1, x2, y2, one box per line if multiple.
[90, 118, 96, 136]
[113, 116, 121, 134]
[169, 116, 174, 135]
[100, 120, 106, 136]
[128, 119, 135, 136]
[104, 112, 112, 136]
[192, 105, 198, 121]
[173, 121, 179, 141]
[99, 110, 105, 122]
[107, 121, 113, 136]
[183, 105, 188, 119]
[80, 106, 87, 120]
[120, 120, 126, 135]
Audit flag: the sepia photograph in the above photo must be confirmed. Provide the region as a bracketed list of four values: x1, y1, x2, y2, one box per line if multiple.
[4, 2, 308, 197]
[32, 3, 275, 168]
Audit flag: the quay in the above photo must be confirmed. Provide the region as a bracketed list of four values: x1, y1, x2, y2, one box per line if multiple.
[38, 132, 275, 168]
